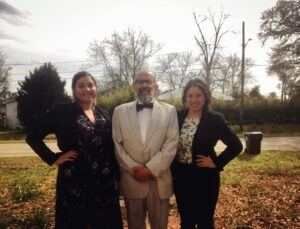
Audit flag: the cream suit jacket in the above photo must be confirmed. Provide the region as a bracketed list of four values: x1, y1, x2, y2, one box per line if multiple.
[112, 100, 179, 199]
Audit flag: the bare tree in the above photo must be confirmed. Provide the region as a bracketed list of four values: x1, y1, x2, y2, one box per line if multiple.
[216, 54, 254, 98]
[156, 52, 197, 90]
[88, 27, 162, 90]
[0, 52, 11, 100]
[193, 9, 231, 90]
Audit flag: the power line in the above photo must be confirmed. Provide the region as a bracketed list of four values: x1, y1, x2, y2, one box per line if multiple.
[5, 59, 276, 67]
[7, 63, 297, 77]
[6, 60, 90, 66]
[6, 52, 194, 66]
[3, 67, 280, 84]
[8, 53, 297, 67]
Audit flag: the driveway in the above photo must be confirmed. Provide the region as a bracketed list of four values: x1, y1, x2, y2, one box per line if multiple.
[0, 136, 299, 157]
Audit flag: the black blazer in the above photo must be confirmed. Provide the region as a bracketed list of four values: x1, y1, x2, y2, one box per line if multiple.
[26, 102, 112, 166]
[177, 108, 243, 171]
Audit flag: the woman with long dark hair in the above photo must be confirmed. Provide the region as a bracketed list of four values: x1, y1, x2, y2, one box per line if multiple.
[26, 71, 123, 228]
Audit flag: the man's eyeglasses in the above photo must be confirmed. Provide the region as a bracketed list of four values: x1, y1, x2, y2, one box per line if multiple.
[134, 80, 154, 85]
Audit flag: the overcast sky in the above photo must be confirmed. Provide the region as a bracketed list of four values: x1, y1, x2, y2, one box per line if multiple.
[0, 0, 279, 94]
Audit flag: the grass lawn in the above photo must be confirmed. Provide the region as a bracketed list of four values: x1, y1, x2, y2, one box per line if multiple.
[0, 151, 299, 228]
[1, 123, 300, 142]
[0, 130, 56, 142]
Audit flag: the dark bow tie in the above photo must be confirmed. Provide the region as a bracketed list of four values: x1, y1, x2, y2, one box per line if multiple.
[136, 102, 153, 112]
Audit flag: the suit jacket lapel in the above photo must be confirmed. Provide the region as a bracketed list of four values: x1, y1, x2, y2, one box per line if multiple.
[145, 100, 162, 144]
[193, 109, 208, 142]
[178, 109, 188, 130]
[127, 101, 144, 147]
[179, 108, 208, 145]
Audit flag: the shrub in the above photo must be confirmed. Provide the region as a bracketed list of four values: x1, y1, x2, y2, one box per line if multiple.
[161, 98, 183, 109]
[98, 88, 300, 124]
[25, 208, 48, 229]
[98, 86, 135, 115]
[213, 99, 300, 124]
[11, 178, 41, 202]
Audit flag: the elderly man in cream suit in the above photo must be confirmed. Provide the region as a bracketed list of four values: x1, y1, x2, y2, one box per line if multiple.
[112, 70, 179, 229]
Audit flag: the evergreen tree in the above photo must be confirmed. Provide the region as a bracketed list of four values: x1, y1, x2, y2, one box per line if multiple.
[248, 86, 264, 100]
[259, 0, 300, 101]
[17, 63, 71, 130]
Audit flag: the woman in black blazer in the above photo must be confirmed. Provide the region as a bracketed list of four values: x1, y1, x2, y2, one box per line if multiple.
[26, 71, 123, 229]
[172, 79, 243, 229]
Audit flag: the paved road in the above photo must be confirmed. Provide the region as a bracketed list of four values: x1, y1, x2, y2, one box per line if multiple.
[0, 137, 299, 157]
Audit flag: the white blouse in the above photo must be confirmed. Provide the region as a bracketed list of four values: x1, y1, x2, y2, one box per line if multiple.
[176, 117, 200, 164]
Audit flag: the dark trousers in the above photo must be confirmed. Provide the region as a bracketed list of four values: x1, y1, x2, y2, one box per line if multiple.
[173, 163, 220, 229]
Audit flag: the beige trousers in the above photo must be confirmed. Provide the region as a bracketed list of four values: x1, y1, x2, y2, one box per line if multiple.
[124, 180, 170, 229]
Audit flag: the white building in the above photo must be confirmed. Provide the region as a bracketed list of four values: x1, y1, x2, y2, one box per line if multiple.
[157, 88, 233, 100]
[3, 96, 20, 129]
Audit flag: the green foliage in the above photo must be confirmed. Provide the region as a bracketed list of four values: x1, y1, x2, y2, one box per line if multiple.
[0, 130, 26, 140]
[230, 123, 300, 136]
[11, 178, 41, 202]
[98, 88, 184, 114]
[16, 63, 71, 131]
[259, 0, 299, 46]
[290, 87, 300, 106]
[259, 0, 300, 101]
[160, 97, 183, 110]
[214, 98, 300, 124]
[248, 85, 263, 99]
[165, 96, 300, 124]
[97, 87, 300, 124]
[0, 212, 8, 229]
[0, 130, 56, 140]
[25, 209, 49, 229]
[98, 86, 135, 114]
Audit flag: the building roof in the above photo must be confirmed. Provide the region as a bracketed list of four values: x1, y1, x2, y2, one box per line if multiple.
[157, 88, 233, 100]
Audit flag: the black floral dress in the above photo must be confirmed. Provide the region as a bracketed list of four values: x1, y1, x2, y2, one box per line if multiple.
[55, 107, 123, 229]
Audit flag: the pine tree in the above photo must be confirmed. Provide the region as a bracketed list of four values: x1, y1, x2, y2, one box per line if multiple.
[17, 63, 71, 130]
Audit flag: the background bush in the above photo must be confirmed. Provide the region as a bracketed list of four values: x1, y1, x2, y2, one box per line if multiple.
[98, 88, 300, 124]
[213, 99, 300, 124]
[98, 86, 135, 114]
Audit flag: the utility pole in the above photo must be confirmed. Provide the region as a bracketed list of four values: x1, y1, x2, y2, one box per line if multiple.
[239, 21, 245, 132]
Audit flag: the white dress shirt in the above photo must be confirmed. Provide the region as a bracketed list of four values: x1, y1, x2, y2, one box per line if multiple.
[137, 100, 153, 143]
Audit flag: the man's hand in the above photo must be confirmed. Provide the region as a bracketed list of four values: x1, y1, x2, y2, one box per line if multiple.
[132, 166, 152, 182]
[54, 150, 78, 166]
